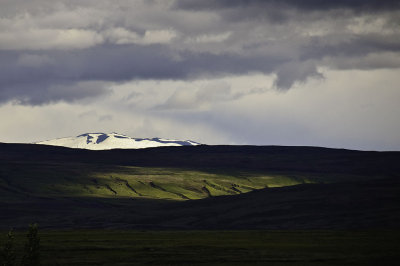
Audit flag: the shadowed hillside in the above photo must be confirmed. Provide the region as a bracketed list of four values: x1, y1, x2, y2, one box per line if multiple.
[0, 143, 399, 229]
[2, 143, 400, 173]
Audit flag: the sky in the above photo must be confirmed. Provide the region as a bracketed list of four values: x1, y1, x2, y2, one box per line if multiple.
[0, 0, 399, 151]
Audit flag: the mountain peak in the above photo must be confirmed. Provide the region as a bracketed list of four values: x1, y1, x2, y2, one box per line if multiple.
[36, 132, 201, 150]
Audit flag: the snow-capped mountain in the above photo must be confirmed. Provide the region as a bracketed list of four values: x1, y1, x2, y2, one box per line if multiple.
[36, 133, 201, 150]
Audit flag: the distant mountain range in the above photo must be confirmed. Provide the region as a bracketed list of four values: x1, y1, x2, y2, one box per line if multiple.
[36, 132, 201, 150]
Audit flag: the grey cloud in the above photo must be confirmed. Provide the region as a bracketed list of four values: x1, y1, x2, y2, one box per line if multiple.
[275, 61, 323, 90]
[78, 110, 113, 122]
[16, 54, 54, 67]
[174, 0, 400, 12]
[302, 34, 400, 60]
[123, 91, 143, 102]
[157, 81, 269, 110]
[0, 0, 399, 105]
[173, 0, 400, 29]
[0, 80, 110, 106]
[0, 45, 287, 104]
[78, 110, 98, 118]
[99, 114, 113, 121]
[157, 82, 233, 110]
[323, 52, 400, 70]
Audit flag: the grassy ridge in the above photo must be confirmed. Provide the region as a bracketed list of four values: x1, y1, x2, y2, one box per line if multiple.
[1, 159, 370, 201]
[1, 230, 399, 265]
[2, 143, 399, 202]
[0, 161, 320, 201]
[1, 144, 399, 230]
[2, 145, 391, 201]
[2, 144, 400, 176]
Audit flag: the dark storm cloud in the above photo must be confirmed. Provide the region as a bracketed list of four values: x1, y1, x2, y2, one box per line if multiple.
[0, 79, 110, 106]
[0, 44, 286, 104]
[300, 34, 400, 61]
[174, 0, 400, 12]
[2, 32, 396, 104]
[0, 0, 399, 105]
[173, 0, 400, 24]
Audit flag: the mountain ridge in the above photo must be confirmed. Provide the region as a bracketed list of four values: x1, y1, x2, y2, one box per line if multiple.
[35, 132, 201, 150]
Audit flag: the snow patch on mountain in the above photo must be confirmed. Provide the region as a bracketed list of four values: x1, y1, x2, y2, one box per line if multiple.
[36, 132, 201, 150]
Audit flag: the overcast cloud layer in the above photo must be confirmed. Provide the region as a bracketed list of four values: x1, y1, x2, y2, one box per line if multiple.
[0, 0, 399, 150]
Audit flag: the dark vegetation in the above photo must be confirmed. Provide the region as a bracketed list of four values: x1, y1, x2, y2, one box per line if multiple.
[1, 229, 399, 266]
[1, 143, 399, 265]
[1, 224, 41, 266]
[1, 230, 16, 266]
[20, 224, 41, 266]
[1, 143, 399, 175]
[0, 143, 399, 229]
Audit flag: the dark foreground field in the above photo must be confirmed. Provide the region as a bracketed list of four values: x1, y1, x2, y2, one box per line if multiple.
[2, 230, 399, 266]
[1, 178, 399, 230]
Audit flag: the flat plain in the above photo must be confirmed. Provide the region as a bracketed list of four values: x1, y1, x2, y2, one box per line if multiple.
[2, 230, 399, 266]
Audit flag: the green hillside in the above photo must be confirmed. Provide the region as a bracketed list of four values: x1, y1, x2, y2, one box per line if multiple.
[1, 161, 318, 201]
[1, 143, 399, 230]
[2, 143, 398, 202]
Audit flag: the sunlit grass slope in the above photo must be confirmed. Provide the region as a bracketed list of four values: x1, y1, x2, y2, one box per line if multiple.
[1, 144, 399, 230]
[0, 161, 321, 200]
[1, 143, 399, 202]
